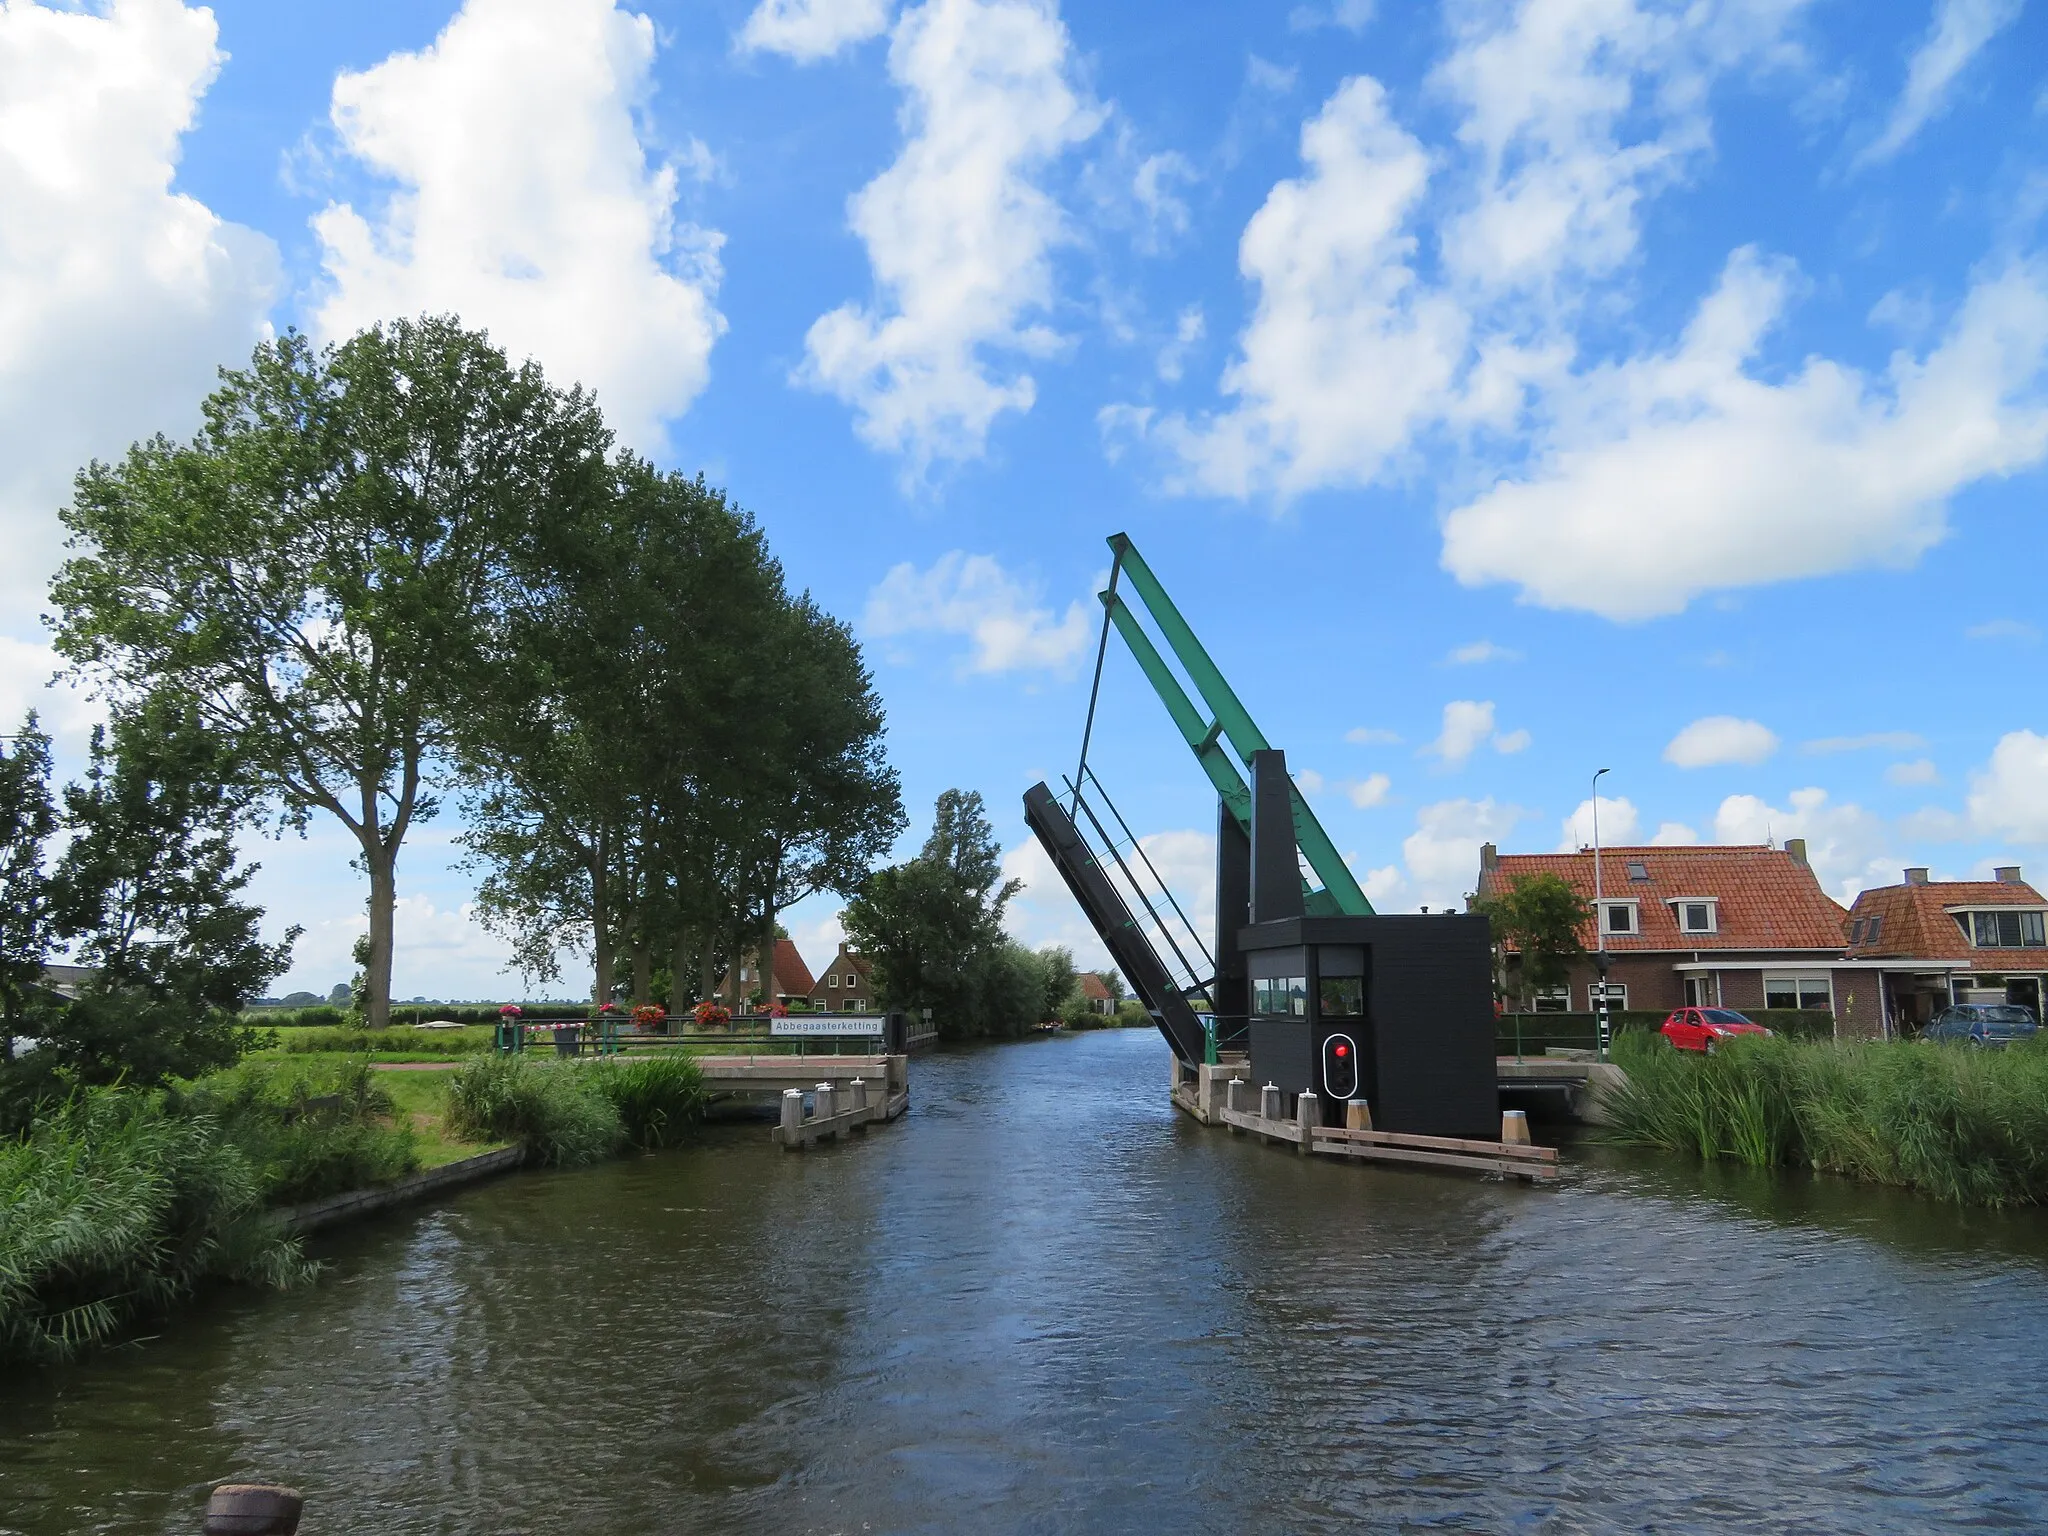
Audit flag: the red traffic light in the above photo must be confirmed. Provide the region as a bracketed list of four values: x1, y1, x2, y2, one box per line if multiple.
[1334, 1042, 1349, 1057]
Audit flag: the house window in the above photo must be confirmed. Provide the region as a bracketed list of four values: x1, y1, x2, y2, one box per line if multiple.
[1252, 976, 1308, 1017]
[1601, 902, 1637, 936]
[1865, 915, 1882, 944]
[1765, 976, 1832, 1011]
[1672, 900, 1716, 935]
[1959, 910, 2047, 949]
[826, 973, 838, 988]
[1530, 987, 1571, 1013]
[1626, 860, 1650, 882]
[1849, 918, 1866, 945]
[850, 998, 867, 1012]
[1588, 981, 1628, 1010]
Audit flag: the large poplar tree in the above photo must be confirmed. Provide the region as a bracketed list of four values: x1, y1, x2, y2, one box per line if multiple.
[52, 318, 611, 1026]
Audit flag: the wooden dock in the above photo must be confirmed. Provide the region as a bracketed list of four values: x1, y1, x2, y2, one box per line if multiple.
[1175, 1055, 1560, 1183]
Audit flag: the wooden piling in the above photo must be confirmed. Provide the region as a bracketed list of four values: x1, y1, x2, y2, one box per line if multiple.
[1501, 1109, 1531, 1145]
[204, 1484, 303, 1535]
[1346, 1099, 1372, 1131]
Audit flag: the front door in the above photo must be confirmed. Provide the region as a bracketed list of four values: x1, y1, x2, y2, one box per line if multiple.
[2008, 977, 2043, 1022]
[1683, 976, 1715, 1007]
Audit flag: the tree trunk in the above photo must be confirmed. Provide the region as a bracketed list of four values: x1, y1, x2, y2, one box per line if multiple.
[668, 926, 693, 1017]
[698, 948, 716, 1006]
[631, 928, 652, 1005]
[363, 839, 396, 1030]
[589, 822, 613, 1006]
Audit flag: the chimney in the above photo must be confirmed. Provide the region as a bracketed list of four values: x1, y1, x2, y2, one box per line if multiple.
[1904, 867, 1929, 886]
[1785, 838, 1807, 867]
[1995, 865, 2023, 884]
[1480, 842, 1499, 872]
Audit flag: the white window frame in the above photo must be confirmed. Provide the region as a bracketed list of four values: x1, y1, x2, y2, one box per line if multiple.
[1587, 980, 1628, 1010]
[1683, 974, 1721, 1007]
[1530, 986, 1571, 1014]
[1764, 975, 1833, 1011]
[1599, 900, 1640, 937]
[1669, 897, 1719, 936]
[1948, 908, 2048, 950]
[826, 973, 838, 988]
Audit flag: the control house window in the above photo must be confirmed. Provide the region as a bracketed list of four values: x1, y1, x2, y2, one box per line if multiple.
[1252, 976, 1308, 1017]
[1765, 976, 1832, 1010]
[1601, 902, 1638, 936]
[1318, 976, 1364, 1017]
[1953, 910, 2047, 949]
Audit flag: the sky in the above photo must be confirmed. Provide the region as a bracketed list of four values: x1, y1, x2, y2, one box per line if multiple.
[1, 0, 2045, 999]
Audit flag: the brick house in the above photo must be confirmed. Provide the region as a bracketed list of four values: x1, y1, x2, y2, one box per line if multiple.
[1077, 972, 1114, 1015]
[711, 938, 816, 1013]
[1843, 866, 2045, 1031]
[1475, 840, 1887, 1037]
[808, 943, 877, 1013]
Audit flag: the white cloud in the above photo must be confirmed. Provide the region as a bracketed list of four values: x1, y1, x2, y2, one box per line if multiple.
[1664, 714, 1780, 768]
[1859, 0, 2022, 165]
[1712, 787, 1894, 905]
[1559, 795, 1641, 852]
[739, 0, 894, 61]
[1131, 150, 1196, 252]
[1290, 0, 1374, 34]
[863, 551, 1091, 674]
[1110, 76, 1467, 498]
[1651, 821, 1700, 845]
[801, 0, 1100, 472]
[281, 892, 523, 1000]
[1425, 699, 1496, 767]
[1156, 304, 1205, 383]
[1001, 825, 1216, 971]
[1492, 727, 1532, 754]
[1345, 725, 1402, 745]
[1446, 639, 1520, 664]
[1803, 730, 1928, 754]
[0, 636, 104, 748]
[0, 0, 278, 623]
[1359, 862, 1406, 906]
[1441, 249, 2048, 620]
[310, 0, 723, 454]
[1347, 772, 1392, 809]
[1402, 796, 1523, 910]
[1967, 729, 2048, 842]
[1967, 617, 2041, 641]
[1294, 767, 1327, 794]
[1886, 758, 1942, 787]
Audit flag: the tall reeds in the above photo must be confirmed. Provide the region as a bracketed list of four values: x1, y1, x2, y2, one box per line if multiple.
[0, 1089, 314, 1364]
[443, 1054, 707, 1162]
[1607, 1033, 2048, 1206]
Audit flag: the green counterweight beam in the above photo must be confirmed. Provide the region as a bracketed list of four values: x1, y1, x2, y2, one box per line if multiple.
[1103, 533, 1372, 917]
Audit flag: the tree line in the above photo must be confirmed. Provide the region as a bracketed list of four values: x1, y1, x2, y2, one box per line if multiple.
[2, 318, 902, 1116]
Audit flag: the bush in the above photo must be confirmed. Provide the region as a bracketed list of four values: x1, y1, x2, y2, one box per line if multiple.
[1607, 1032, 2048, 1207]
[585, 1056, 706, 1149]
[0, 1088, 315, 1364]
[1113, 1000, 1150, 1029]
[274, 1025, 491, 1056]
[444, 1056, 622, 1166]
[171, 1057, 419, 1204]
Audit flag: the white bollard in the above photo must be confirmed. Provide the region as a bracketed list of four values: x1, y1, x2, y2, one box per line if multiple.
[1501, 1108, 1531, 1145]
[850, 1077, 869, 1114]
[1260, 1082, 1282, 1122]
[1296, 1090, 1319, 1153]
[1226, 1077, 1246, 1114]
[815, 1081, 836, 1121]
[780, 1088, 803, 1146]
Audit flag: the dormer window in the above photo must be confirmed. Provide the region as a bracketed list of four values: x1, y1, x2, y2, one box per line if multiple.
[1850, 918, 1866, 944]
[1670, 898, 1718, 935]
[1600, 901, 1638, 936]
[1626, 860, 1650, 882]
[1952, 910, 2047, 948]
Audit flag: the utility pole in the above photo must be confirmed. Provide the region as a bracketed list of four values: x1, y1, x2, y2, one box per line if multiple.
[1591, 767, 1612, 1063]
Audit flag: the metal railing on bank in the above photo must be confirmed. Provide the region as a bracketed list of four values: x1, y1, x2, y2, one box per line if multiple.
[493, 1014, 889, 1058]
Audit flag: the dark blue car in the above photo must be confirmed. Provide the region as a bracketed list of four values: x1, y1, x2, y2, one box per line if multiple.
[1923, 1004, 2039, 1047]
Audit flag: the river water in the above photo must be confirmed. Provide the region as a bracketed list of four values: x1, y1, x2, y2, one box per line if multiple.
[6, 1029, 2048, 1534]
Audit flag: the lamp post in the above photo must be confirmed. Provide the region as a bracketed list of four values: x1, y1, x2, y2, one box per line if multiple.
[1590, 768, 1612, 1062]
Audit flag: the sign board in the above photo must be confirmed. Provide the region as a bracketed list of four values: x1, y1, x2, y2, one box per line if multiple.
[770, 1015, 883, 1037]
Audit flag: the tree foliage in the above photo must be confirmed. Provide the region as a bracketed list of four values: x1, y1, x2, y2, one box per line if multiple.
[53, 318, 611, 1027]
[0, 716, 56, 1040]
[1471, 872, 1589, 1001]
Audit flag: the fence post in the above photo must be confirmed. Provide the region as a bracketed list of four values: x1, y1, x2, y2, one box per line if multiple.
[204, 1484, 302, 1535]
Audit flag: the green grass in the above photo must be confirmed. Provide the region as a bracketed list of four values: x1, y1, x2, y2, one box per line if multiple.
[1607, 1032, 2048, 1207]
[254, 1025, 496, 1060]
[0, 1088, 316, 1365]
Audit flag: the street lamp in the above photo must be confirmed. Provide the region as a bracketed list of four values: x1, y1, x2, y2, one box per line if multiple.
[1591, 767, 1612, 1062]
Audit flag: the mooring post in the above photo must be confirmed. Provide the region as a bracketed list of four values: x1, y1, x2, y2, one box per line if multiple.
[1225, 1076, 1246, 1129]
[1501, 1108, 1531, 1145]
[1346, 1098, 1372, 1132]
[1296, 1091, 1318, 1153]
[1259, 1082, 1282, 1123]
[204, 1484, 303, 1535]
[816, 1081, 836, 1125]
[780, 1088, 803, 1147]
[850, 1077, 869, 1116]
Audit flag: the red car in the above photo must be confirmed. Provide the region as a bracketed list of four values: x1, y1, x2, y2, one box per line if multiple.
[1660, 1007, 1772, 1054]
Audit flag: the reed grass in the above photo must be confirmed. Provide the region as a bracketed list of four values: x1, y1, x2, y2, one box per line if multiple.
[1607, 1032, 2048, 1206]
[443, 1055, 623, 1166]
[0, 1089, 315, 1365]
[585, 1056, 707, 1150]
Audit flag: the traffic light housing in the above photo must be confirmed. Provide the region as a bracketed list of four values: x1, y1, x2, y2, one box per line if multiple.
[1321, 1031, 1359, 1101]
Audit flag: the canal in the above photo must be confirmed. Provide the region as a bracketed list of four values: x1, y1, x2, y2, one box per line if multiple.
[5, 1028, 2048, 1533]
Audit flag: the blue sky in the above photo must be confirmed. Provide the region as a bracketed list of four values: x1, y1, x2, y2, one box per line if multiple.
[1, 0, 2044, 997]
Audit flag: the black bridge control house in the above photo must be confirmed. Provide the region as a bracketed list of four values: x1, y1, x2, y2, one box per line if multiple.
[1237, 750, 1496, 1137]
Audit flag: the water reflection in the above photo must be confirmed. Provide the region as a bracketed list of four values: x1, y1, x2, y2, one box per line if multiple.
[3, 1030, 2046, 1534]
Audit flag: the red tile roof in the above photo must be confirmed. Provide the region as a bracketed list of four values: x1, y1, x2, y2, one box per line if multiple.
[1477, 845, 1848, 952]
[1078, 972, 1111, 1002]
[772, 938, 815, 997]
[1845, 879, 2047, 965]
